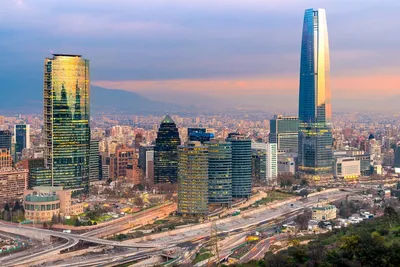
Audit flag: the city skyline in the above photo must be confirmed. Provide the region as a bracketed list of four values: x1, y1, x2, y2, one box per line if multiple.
[1, 0, 400, 111]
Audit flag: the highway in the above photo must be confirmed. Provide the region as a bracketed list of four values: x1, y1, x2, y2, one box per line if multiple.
[0, 222, 161, 249]
[0, 189, 355, 266]
[124, 189, 350, 247]
[81, 203, 176, 238]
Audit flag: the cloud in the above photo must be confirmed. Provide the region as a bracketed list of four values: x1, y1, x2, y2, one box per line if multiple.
[0, 0, 400, 111]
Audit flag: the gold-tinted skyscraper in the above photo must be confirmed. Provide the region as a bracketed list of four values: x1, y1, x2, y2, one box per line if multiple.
[298, 9, 333, 183]
[44, 54, 90, 192]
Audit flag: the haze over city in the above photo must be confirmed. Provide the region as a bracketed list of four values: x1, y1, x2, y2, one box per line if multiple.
[1, 0, 400, 111]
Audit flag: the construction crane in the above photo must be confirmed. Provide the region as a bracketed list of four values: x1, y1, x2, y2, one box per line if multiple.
[207, 221, 221, 267]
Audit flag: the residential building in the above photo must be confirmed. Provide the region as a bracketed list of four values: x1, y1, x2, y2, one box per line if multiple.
[266, 143, 278, 185]
[0, 169, 28, 203]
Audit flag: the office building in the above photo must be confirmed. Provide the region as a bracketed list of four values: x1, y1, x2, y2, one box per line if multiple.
[188, 128, 214, 144]
[227, 133, 252, 198]
[0, 169, 28, 203]
[138, 145, 154, 174]
[206, 140, 232, 206]
[14, 124, 30, 154]
[333, 156, 361, 180]
[251, 142, 267, 181]
[0, 130, 12, 151]
[177, 142, 209, 216]
[266, 143, 278, 185]
[269, 115, 298, 152]
[298, 9, 333, 183]
[154, 115, 181, 184]
[89, 140, 100, 182]
[42, 54, 90, 192]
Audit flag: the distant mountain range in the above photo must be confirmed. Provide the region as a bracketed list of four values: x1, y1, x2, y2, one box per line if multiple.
[0, 85, 181, 115]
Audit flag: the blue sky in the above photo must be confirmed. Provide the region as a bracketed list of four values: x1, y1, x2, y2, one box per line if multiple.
[1, 0, 400, 111]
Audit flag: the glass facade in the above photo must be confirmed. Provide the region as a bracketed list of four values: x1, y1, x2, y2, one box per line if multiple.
[188, 128, 214, 143]
[154, 115, 181, 184]
[251, 143, 267, 181]
[298, 9, 333, 182]
[206, 140, 232, 205]
[14, 124, 30, 153]
[269, 115, 298, 152]
[0, 130, 12, 151]
[43, 54, 90, 192]
[178, 142, 209, 216]
[89, 140, 100, 182]
[227, 133, 252, 198]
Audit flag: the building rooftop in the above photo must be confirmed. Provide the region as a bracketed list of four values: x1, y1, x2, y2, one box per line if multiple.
[161, 115, 175, 124]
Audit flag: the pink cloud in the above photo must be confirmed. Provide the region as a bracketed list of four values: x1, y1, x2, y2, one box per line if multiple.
[93, 73, 400, 99]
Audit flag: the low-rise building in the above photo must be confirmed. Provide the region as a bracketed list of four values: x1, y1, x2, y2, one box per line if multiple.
[333, 156, 360, 180]
[312, 205, 337, 221]
[23, 186, 84, 222]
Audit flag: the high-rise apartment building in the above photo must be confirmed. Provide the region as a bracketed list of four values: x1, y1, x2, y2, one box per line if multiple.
[269, 115, 298, 152]
[266, 143, 278, 185]
[177, 141, 209, 217]
[227, 133, 252, 198]
[42, 54, 90, 192]
[298, 9, 333, 183]
[89, 140, 100, 182]
[14, 124, 30, 154]
[206, 140, 232, 206]
[0, 169, 28, 203]
[154, 115, 181, 184]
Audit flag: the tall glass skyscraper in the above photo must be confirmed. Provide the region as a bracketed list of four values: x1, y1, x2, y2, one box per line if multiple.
[14, 124, 30, 154]
[227, 133, 252, 198]
[298, 9, 333, 183]
[206, 140, 232, 206]
[43, 54, 90, 192]
[154, 115, 181, 184]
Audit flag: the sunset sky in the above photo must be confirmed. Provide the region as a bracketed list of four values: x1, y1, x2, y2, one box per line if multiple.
[1, 0, 400, 111]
